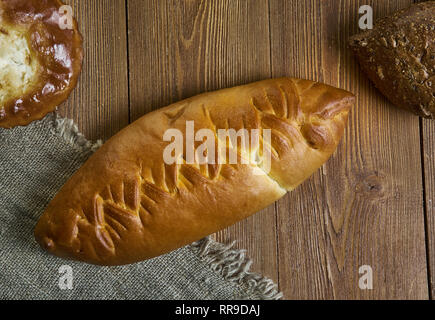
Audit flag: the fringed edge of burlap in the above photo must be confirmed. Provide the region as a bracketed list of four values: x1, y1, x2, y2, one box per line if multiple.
[51, 113, 103, 154]
[191, 238, 283, 300]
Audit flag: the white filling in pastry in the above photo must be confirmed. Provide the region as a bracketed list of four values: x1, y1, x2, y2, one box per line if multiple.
[0, 28, 39, 107]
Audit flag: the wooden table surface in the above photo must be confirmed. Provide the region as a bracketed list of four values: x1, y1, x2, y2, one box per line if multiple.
[60, 0, 434, 299]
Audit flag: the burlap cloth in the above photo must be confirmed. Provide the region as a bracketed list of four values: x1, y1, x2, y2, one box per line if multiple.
[0, 114, 282, 300]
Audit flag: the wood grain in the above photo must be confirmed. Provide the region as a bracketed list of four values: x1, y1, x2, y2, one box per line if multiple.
[423, 118, 435, 299]
[64, 0, 432, 299]
[58, 0, 130, 141]
[127, 0, 279, 283]
[269, 0, 428, 299]
[415, 0, 435, 303]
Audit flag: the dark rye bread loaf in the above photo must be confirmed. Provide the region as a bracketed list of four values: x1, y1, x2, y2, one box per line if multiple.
[349, 1, 435, 118]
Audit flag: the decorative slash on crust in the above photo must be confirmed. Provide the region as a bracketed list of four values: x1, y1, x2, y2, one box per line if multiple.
[34, 78, 355, 266]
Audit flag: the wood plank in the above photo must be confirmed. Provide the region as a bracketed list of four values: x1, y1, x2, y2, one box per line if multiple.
[415, 0, 435, 303]
[127, 0, 279, 284]
[423, 118, 435, 299]
[59, 0, 130, 141]
[269, 0, 428, 299]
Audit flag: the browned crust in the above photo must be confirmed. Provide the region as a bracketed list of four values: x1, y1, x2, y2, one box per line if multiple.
[0, 0, 83, 128]
[349, 1, 435, 118]
[34, 78, 355, 266]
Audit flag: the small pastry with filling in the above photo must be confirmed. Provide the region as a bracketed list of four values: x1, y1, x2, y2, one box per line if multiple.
[0, 0, 83, 128]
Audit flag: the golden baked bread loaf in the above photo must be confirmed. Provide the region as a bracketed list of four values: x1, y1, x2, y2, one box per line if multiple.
[0, 0, 83, 128]
[34, 78, 355, 266]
